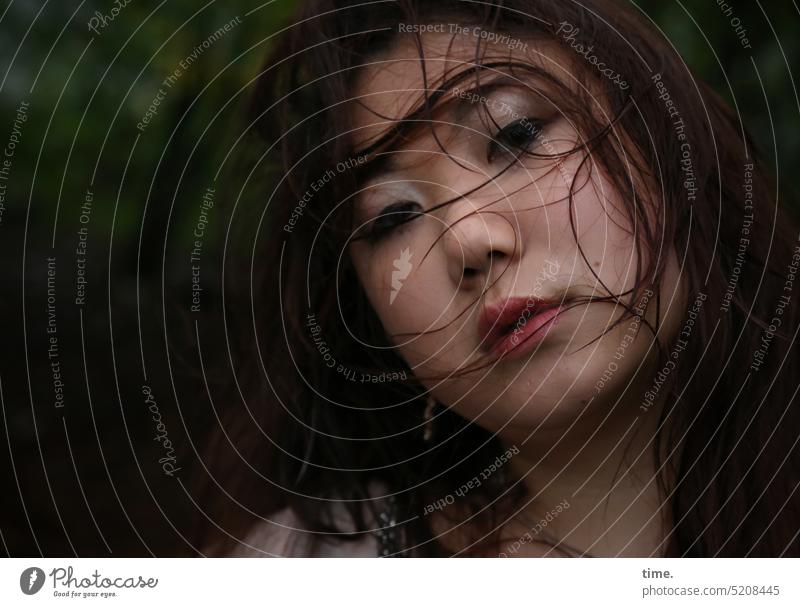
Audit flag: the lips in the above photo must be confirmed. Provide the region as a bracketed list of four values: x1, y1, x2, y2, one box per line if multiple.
[478, 296, 564, 359]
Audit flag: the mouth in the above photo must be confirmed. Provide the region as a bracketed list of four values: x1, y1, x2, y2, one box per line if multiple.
[478, 295, 565, 359]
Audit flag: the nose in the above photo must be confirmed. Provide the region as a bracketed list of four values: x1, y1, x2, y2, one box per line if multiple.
[442, 197, 520, 286]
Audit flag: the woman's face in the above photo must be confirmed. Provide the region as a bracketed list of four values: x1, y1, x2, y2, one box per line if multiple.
[347, 33, 686, 441]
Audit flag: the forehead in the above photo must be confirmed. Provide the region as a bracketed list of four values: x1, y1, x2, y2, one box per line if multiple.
[348, 32, 549, 151]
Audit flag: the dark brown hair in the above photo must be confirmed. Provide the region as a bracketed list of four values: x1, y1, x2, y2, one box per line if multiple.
[190, 0, 800, 556]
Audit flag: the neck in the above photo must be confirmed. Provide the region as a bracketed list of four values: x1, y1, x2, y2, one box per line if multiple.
[501, 378, 671, 557]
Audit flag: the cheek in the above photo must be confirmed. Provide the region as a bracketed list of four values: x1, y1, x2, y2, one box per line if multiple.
[350, 239, 446, 343]
[352, 247, 398, 327]
[511, 151, 638, 293]
[565, 169, 640, 293]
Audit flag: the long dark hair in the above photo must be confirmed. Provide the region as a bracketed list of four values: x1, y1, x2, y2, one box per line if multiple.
[189, 0, 800, 556]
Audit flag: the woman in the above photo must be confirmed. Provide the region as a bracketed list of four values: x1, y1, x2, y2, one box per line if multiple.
[190, 0, 800, 557]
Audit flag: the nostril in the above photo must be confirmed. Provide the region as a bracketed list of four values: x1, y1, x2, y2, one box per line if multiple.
[463, 267, 478, 279]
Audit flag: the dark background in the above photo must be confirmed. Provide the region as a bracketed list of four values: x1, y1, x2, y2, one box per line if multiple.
[0, 1, 797, 556]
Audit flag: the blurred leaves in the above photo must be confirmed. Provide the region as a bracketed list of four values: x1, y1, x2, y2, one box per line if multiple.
[0, 0, 796, 252]
[638, 1, 799, 200]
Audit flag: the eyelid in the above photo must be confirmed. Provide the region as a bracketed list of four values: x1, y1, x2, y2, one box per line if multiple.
[487, 117, 545, 163]
[358, 174, 427, 205]
[366, 200, 423, 243]
[375, 199, 420, 218]
[353, 180, 423, 234]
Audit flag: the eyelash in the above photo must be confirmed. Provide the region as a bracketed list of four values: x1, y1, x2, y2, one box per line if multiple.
[487, 117, 544, 163]
[365, 117, 543, 243]
[366, 200, 422, 244]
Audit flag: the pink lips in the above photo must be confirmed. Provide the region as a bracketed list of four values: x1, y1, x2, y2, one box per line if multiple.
[478, 296, 564, 359]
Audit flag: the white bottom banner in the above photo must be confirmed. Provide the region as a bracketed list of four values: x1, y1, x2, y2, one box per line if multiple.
[1, 558, 796, 606]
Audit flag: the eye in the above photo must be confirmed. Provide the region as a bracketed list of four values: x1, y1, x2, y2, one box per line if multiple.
[367, 200, 423, 243]
[487, 117, 543, 163]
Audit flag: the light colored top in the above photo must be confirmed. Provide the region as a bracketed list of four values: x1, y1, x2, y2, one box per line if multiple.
[229, 503, 381, 557]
